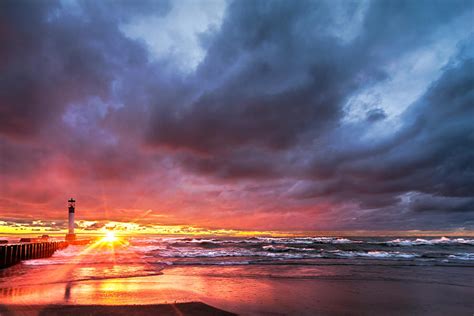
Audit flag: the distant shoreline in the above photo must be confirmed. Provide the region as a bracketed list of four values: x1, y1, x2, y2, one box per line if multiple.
[1, 231, 474, 238]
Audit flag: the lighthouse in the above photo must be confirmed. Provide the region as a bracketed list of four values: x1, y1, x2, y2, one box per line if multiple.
[66, 198, 76, 241]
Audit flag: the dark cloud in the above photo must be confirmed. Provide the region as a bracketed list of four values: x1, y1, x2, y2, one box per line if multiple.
[408, 194, 474, 213]
[79, 221, 105, 231]
[145, 0, 471, 177]
[294, 45, 474, 228]
[359, 0, 472, 59]
[147, 1, 362, 153]
[0, 0, 165, 139]
[0, 0, 473, 230]
[366, 108, 386, 122]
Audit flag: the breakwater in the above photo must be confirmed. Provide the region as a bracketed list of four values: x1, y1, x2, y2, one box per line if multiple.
[0, 241, 68, 269]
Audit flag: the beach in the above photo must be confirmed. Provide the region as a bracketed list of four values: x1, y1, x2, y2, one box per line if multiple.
[1, 265, 474, 315]
[1, 236, 473, 315]
[0, 303, 236, 316]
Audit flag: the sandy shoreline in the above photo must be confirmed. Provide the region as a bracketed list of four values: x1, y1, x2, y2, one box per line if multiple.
[0, 303, 236, 316]
[1, 265, 473, 315]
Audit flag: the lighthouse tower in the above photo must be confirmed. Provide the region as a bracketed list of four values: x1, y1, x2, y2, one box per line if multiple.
[66, 198, 76, 241]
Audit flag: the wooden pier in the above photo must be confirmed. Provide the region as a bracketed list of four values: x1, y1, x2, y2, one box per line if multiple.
[0, 241, 68, 269]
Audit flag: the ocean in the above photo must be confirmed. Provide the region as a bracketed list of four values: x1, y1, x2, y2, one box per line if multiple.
[1, 236, 474, 281]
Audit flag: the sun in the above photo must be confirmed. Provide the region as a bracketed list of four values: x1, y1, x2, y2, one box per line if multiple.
[102, 230, 118, 243]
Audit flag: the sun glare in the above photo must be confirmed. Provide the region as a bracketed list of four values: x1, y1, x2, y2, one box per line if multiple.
[102, 231, 118, 243]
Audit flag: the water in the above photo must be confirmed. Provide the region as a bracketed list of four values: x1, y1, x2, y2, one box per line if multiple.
[1, 236, 473, 313]
[131, 236, 474, 265]
[1, 236, 473, 286]
[17, 236, 474, 269]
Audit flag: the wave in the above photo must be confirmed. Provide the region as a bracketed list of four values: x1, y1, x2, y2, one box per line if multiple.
[122, 236, 474, 264]
[262, 245, 315, 252]
[17, 236, 474, 272]
[130, 236, 474, 249]
[129, 245, 169, 252]
[157, 236, 361, 246]
[383, 237, 474, 246]
[169, 261, 251, 266]
[329, 250, 419, 259]
[157, 248, 258, 258]
[244, 237, 360, 244]
[151, 248, 420, 260]
[447, 253, 474, 261]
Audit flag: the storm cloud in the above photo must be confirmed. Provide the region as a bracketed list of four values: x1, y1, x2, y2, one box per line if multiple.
[0, 0, 473, 231]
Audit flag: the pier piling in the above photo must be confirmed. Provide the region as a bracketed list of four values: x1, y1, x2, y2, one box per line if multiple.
[0, 241, 69, 269]
[0, 246, 5, 266]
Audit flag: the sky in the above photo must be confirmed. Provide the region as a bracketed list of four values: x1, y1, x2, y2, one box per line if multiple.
[0, 0, 473, 235]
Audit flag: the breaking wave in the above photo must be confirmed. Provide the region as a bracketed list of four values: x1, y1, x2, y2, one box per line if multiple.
[15, 235, 474, 271]
[383, 237, 474, 246]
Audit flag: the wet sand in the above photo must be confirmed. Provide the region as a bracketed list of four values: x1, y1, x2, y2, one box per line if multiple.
[1, 265, 473, 315]
[0, 303, 236, 316]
